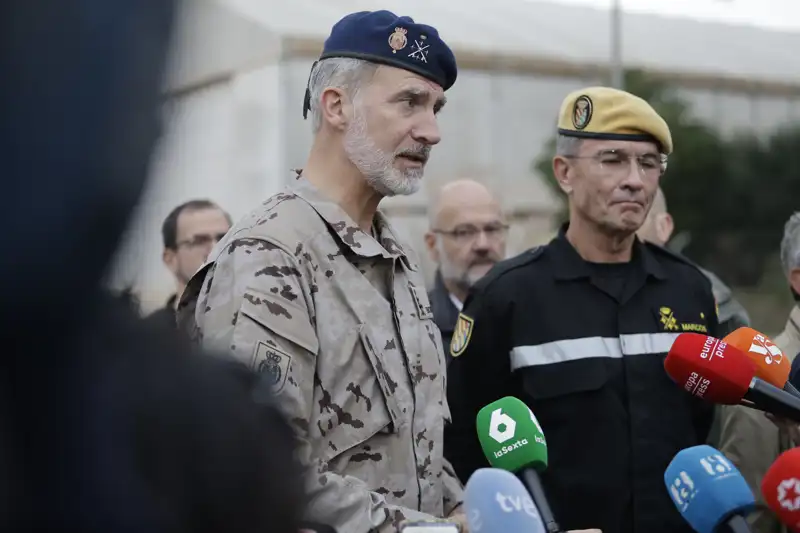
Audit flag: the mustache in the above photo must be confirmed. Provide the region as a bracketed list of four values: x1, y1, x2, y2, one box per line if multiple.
[468, 257, 500, 268]
[396, 145, 431, 162]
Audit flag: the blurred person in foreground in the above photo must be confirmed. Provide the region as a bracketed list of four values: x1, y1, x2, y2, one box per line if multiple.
[0, 1, 302, 532]
[637, 187, 750, 337]
[178, 10, 466, 533]
[424, 180, 508, 363]
[146, 199, 232, 328]
[719, 211, 800, 533]
[446, 87, 719, 533]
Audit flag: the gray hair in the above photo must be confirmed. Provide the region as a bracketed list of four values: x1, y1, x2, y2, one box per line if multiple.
[555, 134, 583, 157]
[780, 212, 800, 274]
[307, 57, 378, 132]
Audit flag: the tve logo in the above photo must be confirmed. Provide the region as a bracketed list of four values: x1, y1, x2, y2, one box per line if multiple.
[488, 408, 530, 458]
[495, 491, 541, 520]
[669, 471, 698, 512]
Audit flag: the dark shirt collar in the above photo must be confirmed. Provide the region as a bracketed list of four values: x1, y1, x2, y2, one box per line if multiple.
[550, 222, 667, 281]
[430, 269, 460, 333]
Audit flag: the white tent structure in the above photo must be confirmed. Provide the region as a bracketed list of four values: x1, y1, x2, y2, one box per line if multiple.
[112, 0, 800, 311]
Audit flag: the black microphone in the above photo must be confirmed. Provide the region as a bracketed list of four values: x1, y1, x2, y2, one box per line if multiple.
[784, 380, 800, 399]
[744, 377, 800, 424]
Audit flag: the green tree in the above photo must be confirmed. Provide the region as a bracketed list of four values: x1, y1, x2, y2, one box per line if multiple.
[532, 69, 800, 286]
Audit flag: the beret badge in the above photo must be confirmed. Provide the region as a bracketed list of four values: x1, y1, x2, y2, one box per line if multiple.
[388, 27, 408, 53]
[572, 95, 593, 130]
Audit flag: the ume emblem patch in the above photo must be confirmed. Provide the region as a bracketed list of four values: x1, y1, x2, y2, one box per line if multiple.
[450, 313, 475, 357]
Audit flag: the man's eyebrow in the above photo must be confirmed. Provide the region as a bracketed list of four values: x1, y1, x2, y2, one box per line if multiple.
[395, 87, 447, 110]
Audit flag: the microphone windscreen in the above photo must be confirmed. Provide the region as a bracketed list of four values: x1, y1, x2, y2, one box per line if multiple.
[665, 445, 755, 533]
[464, 468, 546, 533]
[724, 327, 790, 389]
[476, 396, 548, 472]
[665, 333, 755, 404]
[762, 447, 800, 532]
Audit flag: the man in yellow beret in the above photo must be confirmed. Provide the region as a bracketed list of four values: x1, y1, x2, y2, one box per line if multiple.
[445, 87, 719, 533]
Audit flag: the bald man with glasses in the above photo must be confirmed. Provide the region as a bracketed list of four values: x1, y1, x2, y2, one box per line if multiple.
[424, 180, 508, 364]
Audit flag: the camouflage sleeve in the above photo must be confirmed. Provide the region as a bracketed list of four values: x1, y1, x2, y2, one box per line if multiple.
[201, 238, 436, 532]
[441, 457, 465, 515]
[718, 404, 783, 533]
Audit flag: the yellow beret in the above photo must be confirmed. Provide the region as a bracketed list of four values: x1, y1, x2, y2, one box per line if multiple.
[557, 86, 673, 154]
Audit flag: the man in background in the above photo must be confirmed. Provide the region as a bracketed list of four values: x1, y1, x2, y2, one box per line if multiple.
[146, 199, 232, 326]
[424, 180, 508, 362]
[718, 211, 800, 533]
[637, 187, 750, 336]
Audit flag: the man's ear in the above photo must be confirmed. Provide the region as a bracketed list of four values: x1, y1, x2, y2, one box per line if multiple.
[162, 248, 178, 276]
[552, 156, 573, 194]
[424, 231, 440, 264]
[320, 88, 349, 131]
[657, 213, 674, 244]
[789, 268, 800, 297]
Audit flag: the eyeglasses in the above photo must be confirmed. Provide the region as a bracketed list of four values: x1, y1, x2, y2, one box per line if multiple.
[566, 149, 668, 179]
[434, 223, 509, 243]
[176, 232, 227, 249]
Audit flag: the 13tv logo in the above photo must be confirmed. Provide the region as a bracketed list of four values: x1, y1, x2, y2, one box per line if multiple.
[669, 471, 697, 512]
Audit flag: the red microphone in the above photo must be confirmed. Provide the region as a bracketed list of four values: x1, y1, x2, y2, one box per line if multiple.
[664, 333, 755, 404]
[762, 447, 800, 532]
[665, 333, 800, 423]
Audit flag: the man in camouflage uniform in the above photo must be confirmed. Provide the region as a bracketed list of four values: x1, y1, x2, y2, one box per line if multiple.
[178, 10, 464, 533]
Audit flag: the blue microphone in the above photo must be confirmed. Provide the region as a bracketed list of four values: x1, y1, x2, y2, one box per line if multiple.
[664, 445, 755, 533]
[464, 468, 547, 533]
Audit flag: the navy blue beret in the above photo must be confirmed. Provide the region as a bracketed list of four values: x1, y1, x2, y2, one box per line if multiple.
[303, 10, 457, 118]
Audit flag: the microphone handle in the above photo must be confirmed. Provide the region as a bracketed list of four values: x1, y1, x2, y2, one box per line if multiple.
[745, 379, 800, 424]
[785, 380, 800, 399]
[721, 514, 752, 533]
[521, 468, 563, 533]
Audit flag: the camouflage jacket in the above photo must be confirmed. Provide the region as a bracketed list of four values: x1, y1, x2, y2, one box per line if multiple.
[178, 177, 463, 532]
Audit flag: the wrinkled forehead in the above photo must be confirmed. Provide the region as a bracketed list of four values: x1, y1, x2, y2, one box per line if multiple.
[370, 65, 445, 100]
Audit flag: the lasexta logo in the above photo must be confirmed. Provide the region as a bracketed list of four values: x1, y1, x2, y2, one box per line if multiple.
[488, 408, 516, 443]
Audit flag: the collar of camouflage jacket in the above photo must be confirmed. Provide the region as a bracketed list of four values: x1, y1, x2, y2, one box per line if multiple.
[289, 176, 417, 270]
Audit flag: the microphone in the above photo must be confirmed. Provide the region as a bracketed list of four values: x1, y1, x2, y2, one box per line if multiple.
[664, 444, 755, 533]
[475, 396, 561, 533]
[664, 333, 800, 423]
[464, 467, 546, 533]
[762, 447, 800, 532]
[723, 327, 800, 398]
